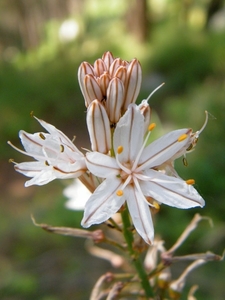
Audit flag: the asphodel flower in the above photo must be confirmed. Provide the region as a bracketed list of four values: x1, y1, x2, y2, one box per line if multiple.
[78, 51, 142, 123]
[81, 104, 205, 244]
[8, 117, 86, 186]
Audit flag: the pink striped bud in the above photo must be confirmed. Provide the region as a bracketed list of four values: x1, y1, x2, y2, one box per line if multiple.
[86, 100, 111, 154]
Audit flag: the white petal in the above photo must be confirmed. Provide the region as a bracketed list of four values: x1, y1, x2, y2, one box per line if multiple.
[52, 161, 86, 178]
[19, 131, 46, 158]
[35, 118, 83, 154]
[137, 129, 192, 171]
[140, 169, 205, 208]
[64, 179, 91, 211]
[15, 161, 47, 177]
[81, 177, 125, 227]
[25, 169, 56, 186]
[126, 185, 154, 244]
[86, 152, 119, 178]
[114, 104, 144, 163]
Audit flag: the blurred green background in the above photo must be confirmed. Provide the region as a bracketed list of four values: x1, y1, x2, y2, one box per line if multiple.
[0, 0, 224, 299]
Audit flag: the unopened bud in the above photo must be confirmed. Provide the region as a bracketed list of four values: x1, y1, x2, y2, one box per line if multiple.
[106, 77, 124, 123]
[87, 100, 111, 154]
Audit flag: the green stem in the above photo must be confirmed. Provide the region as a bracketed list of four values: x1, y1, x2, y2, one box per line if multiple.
[121, 207, 154, 298]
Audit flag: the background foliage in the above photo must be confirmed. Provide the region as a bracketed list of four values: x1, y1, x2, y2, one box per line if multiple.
[0, 0, 224, 299]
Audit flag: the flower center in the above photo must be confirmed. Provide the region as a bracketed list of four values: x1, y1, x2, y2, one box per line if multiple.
[115, 122, 156, 196]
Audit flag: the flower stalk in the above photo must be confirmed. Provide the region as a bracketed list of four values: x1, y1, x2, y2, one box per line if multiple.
[121, 207, 154, 298]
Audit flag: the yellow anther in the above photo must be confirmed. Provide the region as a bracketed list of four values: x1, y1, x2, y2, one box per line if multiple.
[39, 133, 46, 140]
[60, 144, 64, 152]
[186, 179, 195, 185]
[178, 134, 188, 142]
[116, 190, 124, 196]
[45, 161, 50, 166]
[8, 158, 14, 163]
[117, 146, 123, 154]
[30, 111, 34, 117]
[153, 200, 160, 210]
[148, 123, 156, 131]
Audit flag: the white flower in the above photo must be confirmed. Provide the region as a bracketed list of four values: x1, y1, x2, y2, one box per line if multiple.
[8, 117, 86, 186]
[81, 104, 205, 244]
[64, 179, 91, 210]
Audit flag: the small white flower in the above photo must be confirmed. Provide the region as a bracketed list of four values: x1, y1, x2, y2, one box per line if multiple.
[81, 104, 205, 244]
[64, 179, 91, 210]
[8, 117, 86, 186]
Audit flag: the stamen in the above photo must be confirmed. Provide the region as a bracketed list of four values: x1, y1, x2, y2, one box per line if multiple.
[153, 200, 160, 210]
[148, 123, 156, 131]
[60, 144, 64, 152]
[45, 160, 50, 166]
[116, 190, 123, 196]
[131, 125, 152, 172]
[30, 111, 34, 117]
[146, 83, 165, 103]
[117, 146, 123, 154]
[39, 133, 46, 140]
[186, 179, 195, 185]
[178, 134, 188, 142]
[8, 158, 15, 164]
[197, 111, 209, 136]
[183, 157, 188, 166]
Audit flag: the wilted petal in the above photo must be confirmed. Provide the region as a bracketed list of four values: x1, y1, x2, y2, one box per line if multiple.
[137, 129, 192, 171]
[114, 104, 144, 163]
[105, 77, 124, 123]
[81, 177, 125, 227]
[87, 100, 111, 154]
[140, 169, 205, 208]
[123, 59, 142, 109]
[126, 185, 154, 244]
[138, 100, 151, 134]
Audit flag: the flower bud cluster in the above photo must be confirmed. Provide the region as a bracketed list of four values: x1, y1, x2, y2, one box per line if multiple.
[79, 52, 143, 153]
